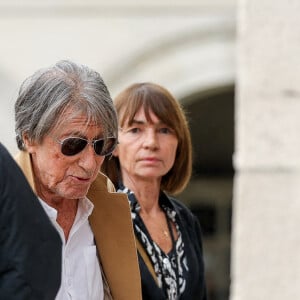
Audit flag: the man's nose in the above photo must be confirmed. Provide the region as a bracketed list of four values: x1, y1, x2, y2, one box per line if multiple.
[78, 144, 103, 171]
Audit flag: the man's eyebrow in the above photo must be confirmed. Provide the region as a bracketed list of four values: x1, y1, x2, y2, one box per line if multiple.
[62, 131, 85, 137]
[60, 130, 104, 139]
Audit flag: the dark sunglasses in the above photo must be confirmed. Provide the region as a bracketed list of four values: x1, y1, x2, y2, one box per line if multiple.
[56, 137, 117, 156]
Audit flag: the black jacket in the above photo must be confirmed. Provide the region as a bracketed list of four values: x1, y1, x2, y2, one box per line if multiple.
[0, 143, 62, 300]
[137, 193, 207, 300]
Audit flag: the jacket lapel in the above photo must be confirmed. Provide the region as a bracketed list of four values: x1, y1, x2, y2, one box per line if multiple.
[15, 151, 36, 191]
[87, 175, 141, 300]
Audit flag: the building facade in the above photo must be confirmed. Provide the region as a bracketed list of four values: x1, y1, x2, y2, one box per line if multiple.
[231, 0, 300, 299]
[0, 1, 237, 299]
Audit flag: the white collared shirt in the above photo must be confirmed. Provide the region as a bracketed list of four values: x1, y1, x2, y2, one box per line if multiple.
[39, 197, 104, 300]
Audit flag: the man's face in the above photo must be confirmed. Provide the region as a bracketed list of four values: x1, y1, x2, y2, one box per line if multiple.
[24, 108, 105, 203]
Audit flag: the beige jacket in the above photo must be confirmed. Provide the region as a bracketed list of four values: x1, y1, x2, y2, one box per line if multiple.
[15, 151, 142, 300]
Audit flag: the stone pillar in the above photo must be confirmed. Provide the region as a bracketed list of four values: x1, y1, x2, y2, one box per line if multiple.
[231, 0, 300, 299]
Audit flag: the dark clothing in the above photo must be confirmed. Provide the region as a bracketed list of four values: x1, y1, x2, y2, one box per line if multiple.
[122, 185, 207, 300]
[0, 143, 62, 300]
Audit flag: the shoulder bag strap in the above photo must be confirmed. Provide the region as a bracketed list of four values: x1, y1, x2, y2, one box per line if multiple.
[136, 238, 158, 284]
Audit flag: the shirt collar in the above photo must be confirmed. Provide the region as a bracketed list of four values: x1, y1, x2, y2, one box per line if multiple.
[38, 197, 94, 222]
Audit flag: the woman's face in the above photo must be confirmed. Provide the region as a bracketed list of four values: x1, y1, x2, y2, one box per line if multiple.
[114, 108, 178, 185]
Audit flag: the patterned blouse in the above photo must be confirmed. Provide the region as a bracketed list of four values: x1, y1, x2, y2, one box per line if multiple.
[118, 185, 189, 300]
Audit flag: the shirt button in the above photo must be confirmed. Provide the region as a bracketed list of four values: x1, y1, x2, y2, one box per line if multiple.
[163, 258, 170, 267]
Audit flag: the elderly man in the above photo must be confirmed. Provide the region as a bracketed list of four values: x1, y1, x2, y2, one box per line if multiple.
[14, 60, 141, 300]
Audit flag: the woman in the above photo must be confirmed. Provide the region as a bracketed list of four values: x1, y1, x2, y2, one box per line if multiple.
[102, 82, 207, 300]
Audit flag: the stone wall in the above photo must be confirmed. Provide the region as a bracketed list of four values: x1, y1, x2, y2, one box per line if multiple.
[231, 0, 300, 299]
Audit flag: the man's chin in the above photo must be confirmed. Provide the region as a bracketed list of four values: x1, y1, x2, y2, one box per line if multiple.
[64, 189, 89, 200]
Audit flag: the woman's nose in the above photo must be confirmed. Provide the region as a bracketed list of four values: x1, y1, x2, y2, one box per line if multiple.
[142, 129, 159, 149]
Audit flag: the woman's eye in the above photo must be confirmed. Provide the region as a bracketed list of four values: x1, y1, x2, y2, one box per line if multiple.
[129, 127, 140, 133]
[159, 127, 172, 134]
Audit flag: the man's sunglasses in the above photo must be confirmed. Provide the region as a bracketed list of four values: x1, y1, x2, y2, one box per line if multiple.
[56, 137, 117, 156]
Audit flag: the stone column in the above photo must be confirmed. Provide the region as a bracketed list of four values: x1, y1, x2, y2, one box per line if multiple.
[231, 0, 300, 299]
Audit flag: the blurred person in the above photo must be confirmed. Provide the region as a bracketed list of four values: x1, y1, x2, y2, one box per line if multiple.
[0, 142, 61, 300]
[102, 82, 207, 300]
[14, 60, 141, 300]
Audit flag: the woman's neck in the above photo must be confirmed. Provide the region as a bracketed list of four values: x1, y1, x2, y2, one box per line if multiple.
[123, 177, 161, 215]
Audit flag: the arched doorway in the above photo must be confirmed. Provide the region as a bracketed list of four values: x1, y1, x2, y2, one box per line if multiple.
[180, 85, 234, 300]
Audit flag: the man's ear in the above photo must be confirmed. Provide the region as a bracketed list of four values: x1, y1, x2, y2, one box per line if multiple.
[112, 144, 119, 157]
[22, 133, 36, 153]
